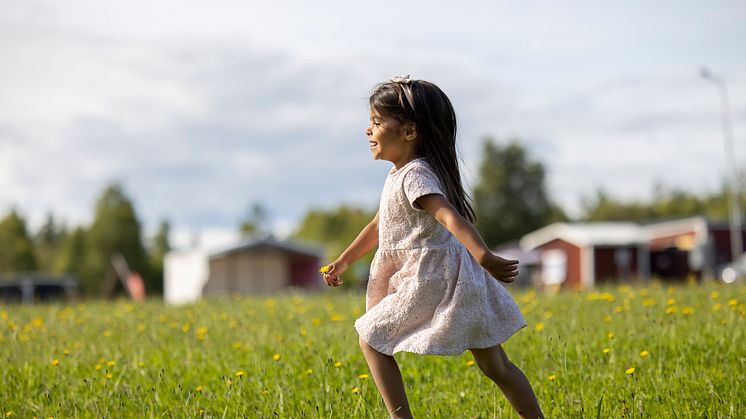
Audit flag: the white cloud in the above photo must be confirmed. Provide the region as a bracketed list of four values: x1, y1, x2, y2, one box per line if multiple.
[1, 0, 745, 243]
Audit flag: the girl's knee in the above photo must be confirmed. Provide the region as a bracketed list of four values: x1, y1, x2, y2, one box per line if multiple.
[471, 345, 511, 379]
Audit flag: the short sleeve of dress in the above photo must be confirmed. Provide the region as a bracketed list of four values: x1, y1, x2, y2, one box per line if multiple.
[403, 163, 445, 210]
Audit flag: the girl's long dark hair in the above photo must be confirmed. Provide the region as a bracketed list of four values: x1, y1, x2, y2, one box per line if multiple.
[370, 78, 477, 223]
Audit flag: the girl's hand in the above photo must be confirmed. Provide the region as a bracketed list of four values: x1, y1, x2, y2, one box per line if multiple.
[321, 260, 349, 287]
[480, 253, 519, 283]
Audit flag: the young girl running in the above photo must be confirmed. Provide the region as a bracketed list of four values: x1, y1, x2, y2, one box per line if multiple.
[322, 76, 543, 419]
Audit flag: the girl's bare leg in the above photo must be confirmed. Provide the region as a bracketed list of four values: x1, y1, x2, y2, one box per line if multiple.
[359, 337, 413, 419]
[469, 344, 544, 419]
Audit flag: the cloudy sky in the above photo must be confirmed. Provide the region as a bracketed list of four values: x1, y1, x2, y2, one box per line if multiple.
[1, 0, 745, 250]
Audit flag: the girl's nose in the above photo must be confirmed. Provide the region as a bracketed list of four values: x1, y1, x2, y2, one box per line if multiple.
[365, 127, 372, 136]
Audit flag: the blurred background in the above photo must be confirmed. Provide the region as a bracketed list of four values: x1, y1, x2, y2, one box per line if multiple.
[1, 1, 745, 300]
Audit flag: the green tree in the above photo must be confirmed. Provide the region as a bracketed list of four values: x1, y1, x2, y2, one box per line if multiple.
[148, 219, 171, 294]
[240, 203, 269, 238]
[54, 226, 88, 277]
[472, 138, 561, 248]
[0, 209, 38, 273]
[34, 213, 67, 271]
[293, 205, 376, 285]
[85, 183, 149, 295]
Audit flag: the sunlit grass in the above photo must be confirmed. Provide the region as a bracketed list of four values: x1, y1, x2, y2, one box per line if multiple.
[1, 281, 744, 417]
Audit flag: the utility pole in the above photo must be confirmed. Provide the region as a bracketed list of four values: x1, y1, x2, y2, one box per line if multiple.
[701, 67, 743, 262]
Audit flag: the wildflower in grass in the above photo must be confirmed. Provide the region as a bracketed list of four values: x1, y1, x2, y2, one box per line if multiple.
[666, 306, 678, 314]
[330, 312, 345, 322]
[232, 342, 241, 350]
[614, 306, 623, 313]
[196, 385, 203, 393]
[102, 330, 112, 337]
[728, 299, 737, 307]
[534, 322, 545, 332]
[713, 303, 722, 311]
[547, 374, 556, 381]
[4, 412, 11, 417]
[334, 361, 342, 368]
[607, 332, 614, 340]
[603, 315, 612, 323]
[543, 311, 553, 319]
[299, 328, 308, 337]
[107, 360, 115, 367]
[105, 373, 113, 379]
[642, 299, 657, 306]
[351, 387, 360, 394]
[272, 353, 281, 361]
[235, 370, 245, 377]
[305, 368, 313, 375]
[63, 349, 70, 356]
[602, 348, 610, 354]
[625, 367, 635, 375]
[667, 298, 676, 306]
[51, 359, 60, 366]
[466, 360, 476, 367]
[682, 307, 694, 315]
[710, 291, 719, 300]
[226, 379, 233, 386]
[640, 350, 649, 357]
[138, 361, 145, 368]
[359, 373, 369, 379]
[95, 364, 102, 370]
[312, 318, 322, 327]
[182, 323, 190, 333]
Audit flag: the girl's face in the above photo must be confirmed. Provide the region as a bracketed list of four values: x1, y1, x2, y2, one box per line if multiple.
[366, 108, 417, 169]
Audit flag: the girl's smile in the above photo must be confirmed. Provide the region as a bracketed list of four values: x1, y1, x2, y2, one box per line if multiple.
[366, 109, 417, 169]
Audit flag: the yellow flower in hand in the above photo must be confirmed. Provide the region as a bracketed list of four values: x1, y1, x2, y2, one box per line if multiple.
[319, 265, 330, 274]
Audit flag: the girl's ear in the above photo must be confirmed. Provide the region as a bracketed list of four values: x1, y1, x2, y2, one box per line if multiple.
[404, 122, 417, 142]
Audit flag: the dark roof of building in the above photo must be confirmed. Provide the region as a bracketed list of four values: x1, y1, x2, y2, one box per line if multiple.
[210, 236, 324, 259]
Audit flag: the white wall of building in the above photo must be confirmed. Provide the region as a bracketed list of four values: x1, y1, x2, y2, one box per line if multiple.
[164, 250, 209, 304]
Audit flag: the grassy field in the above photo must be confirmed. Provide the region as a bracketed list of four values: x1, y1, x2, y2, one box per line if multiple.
[1, 281, 744, 418]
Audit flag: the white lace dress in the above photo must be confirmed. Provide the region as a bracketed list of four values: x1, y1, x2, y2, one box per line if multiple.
[354, 158, 527, 356]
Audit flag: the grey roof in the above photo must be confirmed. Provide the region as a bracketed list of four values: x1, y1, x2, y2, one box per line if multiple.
[210, 236, 324, 259]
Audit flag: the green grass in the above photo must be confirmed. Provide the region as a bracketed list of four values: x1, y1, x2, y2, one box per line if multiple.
[1, 281, 744, 418]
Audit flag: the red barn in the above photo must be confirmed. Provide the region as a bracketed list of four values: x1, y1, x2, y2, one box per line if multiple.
[520, 222, 648, 288]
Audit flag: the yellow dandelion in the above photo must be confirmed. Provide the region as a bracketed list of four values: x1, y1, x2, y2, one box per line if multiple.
[235, 370, 245, 377]
[713, 303, 722, 312]
[225, 379, 233, 386]
[728, 299, 738, 307]
[625, 367, 635, 375]
[63, 349, 70, 356]
[305, 368, 313, 375]
[51, 359, 60, 366]
[334, 361, 342, 368]
[319, 265, 330, 273]
[607, 332, 615, 340]
[358, 373, 369, 379]
[232, 342, 242, 350]
[196, 385, 203, 393]
[94, 364, 102, 370]
[682, 307, 695, 315]
[299, 328, 308, 337]
[602, 348, 610, 354]
[351, 387, 359, 394]
[466, 360, 476, 367]
[534, 322, 545, 332]
[639, 350, 649, 357]
[107, 361, 116, 367]
[138, 361, 145, 368]
[312, 318, 322, 327]
[272, 353, 281, 362]
[547, 374, 556, 381]
[105, 373, 113, 379]
[102, 330, 112, 337]
[666, 298, 676, 306]
[4, 413, 10, 418]
[666, 306, 678, 314]
[603, 315, 612, 323]
[710, 291, 719, 300]
[614, 306, 623, 313]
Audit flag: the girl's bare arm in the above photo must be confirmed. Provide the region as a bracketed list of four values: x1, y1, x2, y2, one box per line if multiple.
[416, 194, 518, 283]
[323, 211, 379, 286]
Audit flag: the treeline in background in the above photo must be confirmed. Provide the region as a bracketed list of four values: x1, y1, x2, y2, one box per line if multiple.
[1, 138, 743, 294]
